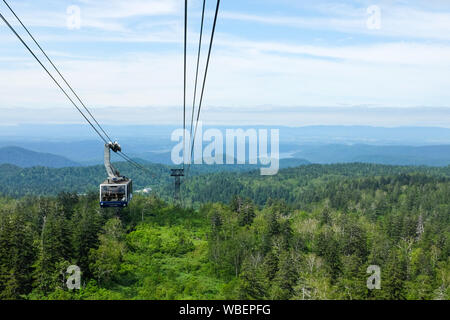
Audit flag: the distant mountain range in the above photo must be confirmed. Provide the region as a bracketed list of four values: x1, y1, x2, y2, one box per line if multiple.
[293, 144, 450, 167]
[1, 123, 450, 145]
[0, 146, 80, 168]
[1, 125, 450, 166]
[112, 144, 450, 167]
[1, 142, 450, 169]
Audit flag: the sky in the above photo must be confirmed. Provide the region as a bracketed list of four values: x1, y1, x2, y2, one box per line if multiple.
[1, 0, 450, 127]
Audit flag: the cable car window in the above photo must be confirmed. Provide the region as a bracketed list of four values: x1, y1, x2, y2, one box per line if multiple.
[101, 185, 127, 202]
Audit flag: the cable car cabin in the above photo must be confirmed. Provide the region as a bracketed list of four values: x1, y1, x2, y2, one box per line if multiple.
[100, 178, 132, 208]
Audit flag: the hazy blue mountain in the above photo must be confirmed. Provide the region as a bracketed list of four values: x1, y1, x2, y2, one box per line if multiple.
[0, 146, 81, 168]
[1, 124, 450, 145]
[279, 158, 311, 168]
[294, 144, 450, 166]
[138, 151, 173, 165]
[1, 125, 450, 167]
[280, 125, 450, 145]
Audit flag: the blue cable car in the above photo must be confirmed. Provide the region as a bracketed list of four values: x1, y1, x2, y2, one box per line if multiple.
[100, 142, 133, 208]
[100, 179, 132, 208]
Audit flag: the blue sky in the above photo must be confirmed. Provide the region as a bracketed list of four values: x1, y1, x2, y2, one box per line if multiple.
[1, 0, 450, 126]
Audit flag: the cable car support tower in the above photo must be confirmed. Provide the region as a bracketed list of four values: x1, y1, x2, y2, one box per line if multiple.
[171, 0, 221, 203]
[170, 168, 184, 202]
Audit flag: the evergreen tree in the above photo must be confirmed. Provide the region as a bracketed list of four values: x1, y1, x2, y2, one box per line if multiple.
[316, 229, 341, 281]
[0, 212, 35, 299]
[89, 218, 126, 285]
[383, 250, 408, 299]
[72, 206, 103, 277]
[270, 251, 298, 299]
[238, 257, 267, 299]
[33, 210, 73, 293]
[238, 199, 255, 227]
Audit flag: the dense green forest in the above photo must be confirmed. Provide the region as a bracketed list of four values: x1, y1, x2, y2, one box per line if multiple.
[0, 161, 448, 201]
[0, 163, 449, 300]
[0, 158, 314, 198]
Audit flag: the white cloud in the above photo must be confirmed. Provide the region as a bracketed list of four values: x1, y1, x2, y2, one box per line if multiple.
[0, 0, 179, 32]
[217, 37, 450, 66]
[222, 4, 450, 41]
[1, 0, 450, 127]
[1, 42, 450, 112]
[78, 0, 179, 19]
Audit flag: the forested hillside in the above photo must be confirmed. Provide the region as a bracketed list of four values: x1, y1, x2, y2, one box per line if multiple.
[0, 163, 449, 300]
[0, 161, 448, 201]
[0, 159, 314, 198]
[179, 164, 450, 207]
[0, 162, 171, 198]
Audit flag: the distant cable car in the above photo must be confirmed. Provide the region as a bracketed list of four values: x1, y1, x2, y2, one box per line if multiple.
[100, 142, 133, 208]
